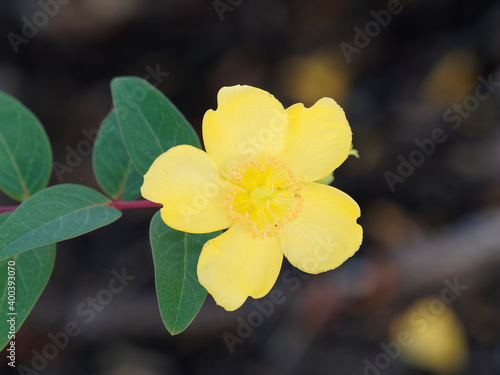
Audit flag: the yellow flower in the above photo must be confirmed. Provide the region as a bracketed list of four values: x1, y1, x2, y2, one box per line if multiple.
[390, 297, 468, 374]
[141, 85, 362, 311]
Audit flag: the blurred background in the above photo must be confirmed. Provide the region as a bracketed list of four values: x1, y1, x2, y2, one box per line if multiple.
[1, 0, 500, 374]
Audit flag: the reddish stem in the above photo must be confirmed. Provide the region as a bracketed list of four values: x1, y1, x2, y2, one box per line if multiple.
[109, 200, 162, 210]
[0, 200, 162, 214]
[0, 206, 16, 214]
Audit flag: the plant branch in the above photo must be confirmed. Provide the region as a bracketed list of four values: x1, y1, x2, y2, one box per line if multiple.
[0, 206, 17, 214]
[110, 200, 162, 210]
[0, 200, 162, 214]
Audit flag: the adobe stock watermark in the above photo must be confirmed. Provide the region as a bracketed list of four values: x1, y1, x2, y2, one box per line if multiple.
[212, 0, 244, 22]
[53, 64, 169, 182]
[222, 271, 306, 354]
[223, 235, 339, 353]
[15, 268, 135, 375]
[353, 277, 467, 375]
[385, 72, 500, 192]
[7, 0, 71, 54]
[340, 0, 412, 64]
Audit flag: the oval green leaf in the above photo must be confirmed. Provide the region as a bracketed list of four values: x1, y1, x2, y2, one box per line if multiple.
[111, 76, 200, 175]
[0, 91, 52, 202]
[0, 212, 56, 351]
[93, 109, 143, 201]
[0, 184, 122, 261]
[150, 211, 219, 335]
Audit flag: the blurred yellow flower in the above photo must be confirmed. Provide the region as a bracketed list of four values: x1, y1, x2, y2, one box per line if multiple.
[141, 85, 362, 311]
[278, 51, 352, 107]
[390, 296, 468, 374]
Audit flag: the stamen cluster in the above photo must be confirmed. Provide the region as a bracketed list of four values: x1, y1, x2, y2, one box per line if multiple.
[223, 158, 303, 238]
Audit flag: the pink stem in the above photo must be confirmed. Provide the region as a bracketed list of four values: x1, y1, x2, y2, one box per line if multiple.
[0, 206, 17, 214]
[0, 200, 162, 214]
[109, 200, 162, 210]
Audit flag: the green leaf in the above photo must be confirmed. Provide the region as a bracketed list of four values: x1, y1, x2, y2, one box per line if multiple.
[0, 212, 56, 351]
[150, 212, 219, 334]
[0, 91, 52, 202]
[93, 109, 143, 201]
[111, 76, 200, 175]
[0, 184, 122, 261]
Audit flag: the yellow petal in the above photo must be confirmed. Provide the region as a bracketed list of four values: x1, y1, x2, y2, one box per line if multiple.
[277, 98, 352, 182]
[141, 145, 232, 233]
[197, 224, 283, 311]
[279, 183, 362, 274]
[203, 85, 288, 179]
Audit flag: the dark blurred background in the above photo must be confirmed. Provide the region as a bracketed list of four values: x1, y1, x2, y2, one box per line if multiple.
[1, 0, 500, 374]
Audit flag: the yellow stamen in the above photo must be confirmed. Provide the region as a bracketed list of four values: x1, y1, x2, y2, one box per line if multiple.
[223, 158, 303, 239]
[250, 186, 273, 209]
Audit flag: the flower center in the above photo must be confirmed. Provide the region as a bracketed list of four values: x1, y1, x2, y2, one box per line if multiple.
[250, 186, 273, 209]
[223, 157, 303, 239]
